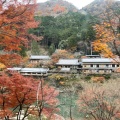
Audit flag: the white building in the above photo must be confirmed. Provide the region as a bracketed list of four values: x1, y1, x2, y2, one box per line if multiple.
[30, 55, 51, 64]
[80, 58, 120, 74]
[56, 59, 82, 72]
[7, 67, 49, 77]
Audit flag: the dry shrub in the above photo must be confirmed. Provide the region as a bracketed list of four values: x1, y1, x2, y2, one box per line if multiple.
[91, 76, 105, 83]
[78, 80, 120, 120]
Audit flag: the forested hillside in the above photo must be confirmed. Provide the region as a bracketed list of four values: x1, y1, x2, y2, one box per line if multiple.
[36, 0, 78, 16]
[82, 0, 120, 17]
[30, 0, 120, 57]
[30, 12, 97, 55]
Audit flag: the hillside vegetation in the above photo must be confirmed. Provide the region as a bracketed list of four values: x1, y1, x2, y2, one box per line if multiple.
[82, 0, 120, 17]
[30, 12, 97, 55]
[36, 0, 78, 16]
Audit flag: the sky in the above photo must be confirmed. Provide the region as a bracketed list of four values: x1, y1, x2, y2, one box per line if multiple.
[37, 0, 94, 9]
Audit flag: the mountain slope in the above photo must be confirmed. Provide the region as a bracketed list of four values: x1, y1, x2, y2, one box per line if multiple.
[82, 0, 120, 17]
[35, 0, 78, 16]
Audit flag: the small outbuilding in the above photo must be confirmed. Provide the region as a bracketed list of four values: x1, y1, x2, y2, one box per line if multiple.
[29, 55, 51, 64]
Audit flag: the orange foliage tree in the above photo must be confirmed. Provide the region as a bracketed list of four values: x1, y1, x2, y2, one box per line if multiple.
[51, 49, 74, 63]
[93, 0, 120, 58]
[0, 0, 39, 67]
[53, 4, 66, 13]
[0, 62, 6, 70]
[93, 22, 120, 58]
[0, 73, 59, 120]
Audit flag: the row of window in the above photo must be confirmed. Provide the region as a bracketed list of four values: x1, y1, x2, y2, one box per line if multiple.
[83, 70, 113, 73]
[84, 64, 120, 68]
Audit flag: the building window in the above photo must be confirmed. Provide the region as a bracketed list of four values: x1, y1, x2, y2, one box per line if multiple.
[97, 65, 99, 67]
[112, 64, 115, 67]
[106, 64, 109, 67]
[90, 64, 93, 67]
[117, 64, 119, 67]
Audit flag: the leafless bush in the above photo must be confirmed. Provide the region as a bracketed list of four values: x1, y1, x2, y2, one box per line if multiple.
[78, 80, 120, 120]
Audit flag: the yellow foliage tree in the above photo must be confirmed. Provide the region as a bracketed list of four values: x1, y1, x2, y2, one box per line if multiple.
[0, 63, 6, 70]
[93, 0, 120, 58]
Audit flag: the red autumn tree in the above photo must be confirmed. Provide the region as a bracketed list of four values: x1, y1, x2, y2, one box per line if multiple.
[0, 73, 59, 120]
[51, 49, 74, 64]
[0, 0, 39, 67]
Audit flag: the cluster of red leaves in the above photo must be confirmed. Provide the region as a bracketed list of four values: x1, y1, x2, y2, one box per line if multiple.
[0, 73, 59, 119]
[0, 73, 38, 118]
[0, 0, 39, 67]
[53, 4, 66, 13]
[0, 54, 22, 67]
[0, 0, 38, 50]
